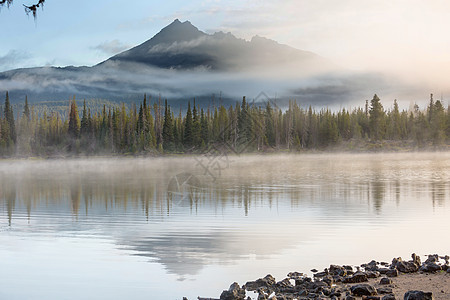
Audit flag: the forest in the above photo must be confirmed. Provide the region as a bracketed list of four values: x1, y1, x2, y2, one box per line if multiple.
[0, 92, 449, 157]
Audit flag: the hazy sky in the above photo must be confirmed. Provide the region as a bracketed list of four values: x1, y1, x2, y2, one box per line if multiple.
[1, 0, 450, 85]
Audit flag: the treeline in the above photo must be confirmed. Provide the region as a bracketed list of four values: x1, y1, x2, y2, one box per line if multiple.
[0, 92, 449, 156]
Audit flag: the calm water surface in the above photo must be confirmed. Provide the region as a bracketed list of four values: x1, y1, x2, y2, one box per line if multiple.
[0, 153, 449, 299]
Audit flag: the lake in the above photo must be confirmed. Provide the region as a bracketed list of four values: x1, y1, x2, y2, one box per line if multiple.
[1, 152, 449, 300]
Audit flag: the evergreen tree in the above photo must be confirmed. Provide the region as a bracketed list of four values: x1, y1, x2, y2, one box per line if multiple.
[68, 98, 80, 138]
[4, 92, 16, 143]
[137, 104, 144, 134]
[23, 95, 30, 121]
[264, 102, 275, 146]
[80, 100, 88, 136]
[162, 100, 174, 151]
[192, 100, 202, 147]
[369, 94, 385, 140]
[391, 99, 401, 139]
[237, 96, 251, 146]
[183, 101, 193, 149]
[200, 108, 208, 147]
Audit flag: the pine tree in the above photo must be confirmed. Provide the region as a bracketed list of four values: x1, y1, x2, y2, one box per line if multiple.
[80, 100, 88, 136]
[4, 92, 16, 143]
[162, 100, 174, 151]
[200, 108, 208, 147]
[192, 100, 202, 147]
[23, 95, 30, 121]
[237, 96, 251, 146]
[264, 102, 275, 146]
[369, 94, 385, 141]
[183, 101, 193, 149]
[68, 97, 80, 138]
[391, 99, 401, 139]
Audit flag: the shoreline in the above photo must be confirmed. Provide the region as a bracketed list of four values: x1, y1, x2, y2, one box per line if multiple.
[0, 145, 449, 161]
[197, 253, 450, 300]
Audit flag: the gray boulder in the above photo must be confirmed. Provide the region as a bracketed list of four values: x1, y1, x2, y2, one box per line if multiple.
[396, 261, 419, 273]
[380, 277, 393, 285]
[220, 282, 246, 300]
[419, 263, 442, 273]
[386, 269, 398, 277]
[343, 271, 368, 283]
[404, 290, 434, 300]
[350, 284, 378, 296]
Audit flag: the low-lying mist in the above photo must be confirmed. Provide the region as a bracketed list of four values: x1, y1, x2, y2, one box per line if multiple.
[2, 62, 440, 110]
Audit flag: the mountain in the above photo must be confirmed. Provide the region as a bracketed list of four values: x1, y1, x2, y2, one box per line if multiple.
[0, 19, 385, 107]
[100, 19, 330, 72]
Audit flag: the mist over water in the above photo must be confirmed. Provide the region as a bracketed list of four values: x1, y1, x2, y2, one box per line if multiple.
[0, 153, 449, 299]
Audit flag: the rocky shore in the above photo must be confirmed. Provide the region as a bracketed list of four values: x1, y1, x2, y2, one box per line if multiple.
[189, 253, 450, 300]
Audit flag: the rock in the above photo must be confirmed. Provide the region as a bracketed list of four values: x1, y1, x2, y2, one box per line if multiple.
[220, 282, 246, 300]
[412, 253, 421, 266]
[311, 269, 318, 273]
[314, 269, 329, 277]
[257, 292, 267, 300]
[244, 275, 276, 291]
[321, 275, 334, 286]
[395, 261, 419, 273]
[380, 277, 393, 285]
[286, 272, 303, 280]
[447, 268, 450, 274]
[363, 297, 381, 300]
[329, 264, 347, 276]
[377, 287, 393, 294]
[424, 255, 439, 264]
[386, 269, 398, 277]
[343, 271, 368, 283]
[382, 294, 396, 300]
[346, 296, 357, 300]
[366, 271, 381, 278]
[350, 284, 378, 296]
[419, 263, 442, 273]
[276, 278, 293, 288]
[404, 290, 434, 300]
[378, 268, 390, 274]
[391, 257, 403, 266]
[363, 260, 379, 271]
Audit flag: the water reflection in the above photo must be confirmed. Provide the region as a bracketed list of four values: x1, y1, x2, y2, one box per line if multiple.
[1, 153, 450, 279]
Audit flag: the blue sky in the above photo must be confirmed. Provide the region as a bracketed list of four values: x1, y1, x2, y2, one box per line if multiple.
[2, 0, 450, 85]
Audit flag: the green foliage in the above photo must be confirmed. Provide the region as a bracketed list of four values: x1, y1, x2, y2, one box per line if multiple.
[68, 97, 80, 138]
[0, 92, 448, 157]
[369, 94, 385, 140]
[183, 101, 193, 149]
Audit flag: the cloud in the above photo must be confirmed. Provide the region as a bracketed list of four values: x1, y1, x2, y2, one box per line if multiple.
[92, 40, 131, 55]
[0, 50, 32, 72]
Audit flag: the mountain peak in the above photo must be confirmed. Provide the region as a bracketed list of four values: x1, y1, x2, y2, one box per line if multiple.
[151, 19, 205, 45]
[102, 19, 327, 71]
